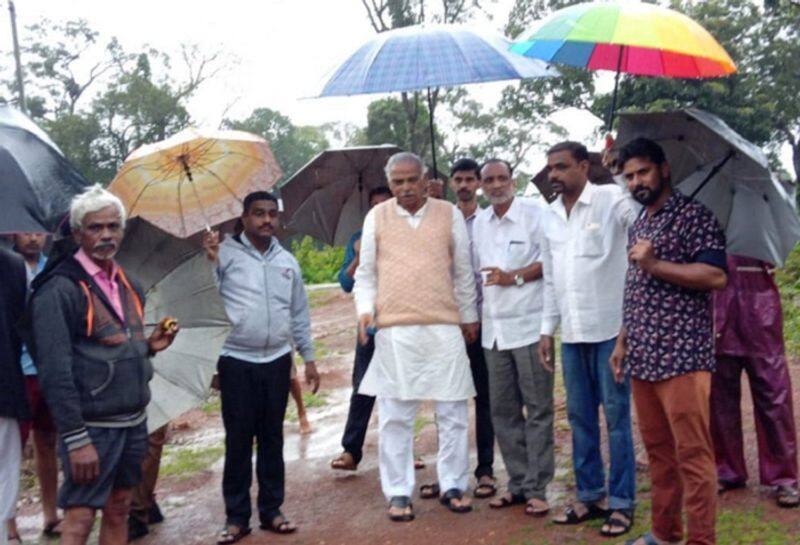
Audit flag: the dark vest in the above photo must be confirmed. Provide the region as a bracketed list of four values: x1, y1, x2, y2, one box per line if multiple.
[72, 269, 153, 422]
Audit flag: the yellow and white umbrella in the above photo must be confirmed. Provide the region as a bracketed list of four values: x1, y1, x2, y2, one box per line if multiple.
[109, 128, 283, 238]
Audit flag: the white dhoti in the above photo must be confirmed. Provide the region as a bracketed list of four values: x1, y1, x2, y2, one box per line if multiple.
[0, 417, 21, 545]
[360, 324, 476, 500]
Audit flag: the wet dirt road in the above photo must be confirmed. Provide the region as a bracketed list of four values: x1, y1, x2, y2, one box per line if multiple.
[15, 288, 800, 545]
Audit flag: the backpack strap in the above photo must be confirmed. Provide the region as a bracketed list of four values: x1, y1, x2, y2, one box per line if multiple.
[116, 268, 143, 320]
[77, 280, 95, 337]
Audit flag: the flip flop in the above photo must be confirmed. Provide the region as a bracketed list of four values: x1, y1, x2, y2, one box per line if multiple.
[552, 502, 608, 525]
[473, 478, 497, 498]
[388, 496, 415, 522]
[420, 482, 440, 499]
[524, 498, 549, 517]
[776, 485, 800, 508]
[331, 452, 358, 471]
[259, 515, 297, 534]
[624, 532, 661, 545]
[488, 492, 526, 509]
[216, 526, 251, 544]
[439, 488, 472, 513]
[600, 509, 634, 537]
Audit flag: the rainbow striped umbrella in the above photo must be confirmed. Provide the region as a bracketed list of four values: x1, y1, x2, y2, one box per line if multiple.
[511, 1, 736, 129]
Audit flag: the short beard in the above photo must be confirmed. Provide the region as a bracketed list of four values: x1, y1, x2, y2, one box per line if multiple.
[456, 189, 474, 202]
[632, 181, 665, 206]
[487, 188, 515, 206]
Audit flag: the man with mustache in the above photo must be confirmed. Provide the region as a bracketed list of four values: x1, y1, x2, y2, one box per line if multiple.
[354, 152, 479, 521]
[611, 138, 727, 545]
[30, 185, 179, 545]
[449, 158, 496, 498]
[472, 159, 554, 517]
[539, 142, 638, 537]
[202, 191, 319, 543]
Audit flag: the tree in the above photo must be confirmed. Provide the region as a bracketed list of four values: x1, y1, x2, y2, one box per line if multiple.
[224, 107, 329, 182]
[3, 18, 223, 185]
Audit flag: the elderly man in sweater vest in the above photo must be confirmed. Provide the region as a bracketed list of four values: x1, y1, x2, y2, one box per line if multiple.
[354, 152, 479, 522]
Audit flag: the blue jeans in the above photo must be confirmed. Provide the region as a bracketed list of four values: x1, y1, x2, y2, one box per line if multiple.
[562, 338, 635, 510]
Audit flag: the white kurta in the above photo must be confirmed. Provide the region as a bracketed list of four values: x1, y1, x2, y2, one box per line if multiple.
[354, 199, 478, 401]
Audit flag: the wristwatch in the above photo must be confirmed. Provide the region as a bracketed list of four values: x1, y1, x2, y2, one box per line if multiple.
[514, 273, 524, 287]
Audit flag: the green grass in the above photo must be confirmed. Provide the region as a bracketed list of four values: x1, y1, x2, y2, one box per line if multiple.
[776, 244, 800, 358]
[414, 416, 433, 439]
[160, 444, 224, 478]
[716, 507, 794, 544]
[285, 390, 328, 422]
[201, 394, 221, 415]
[308, 289, 338, 309]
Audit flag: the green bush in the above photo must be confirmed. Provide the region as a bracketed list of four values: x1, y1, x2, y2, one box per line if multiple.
[291, 236, 345, 285]
[776, 244, 800, 359]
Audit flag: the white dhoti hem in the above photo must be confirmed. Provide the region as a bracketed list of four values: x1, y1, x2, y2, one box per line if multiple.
[377, 398, 469, 501]
[0, 417, 21, 540]
[359, 324, 476, 401]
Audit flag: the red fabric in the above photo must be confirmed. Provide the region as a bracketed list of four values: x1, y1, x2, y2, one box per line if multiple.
[19, 376, 55, 445]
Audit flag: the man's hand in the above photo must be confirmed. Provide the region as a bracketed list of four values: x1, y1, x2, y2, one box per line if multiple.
[481, 267, 514, 287]
[202, 230, 220, 263]
[68, 443, 100, 484]
[148, 317, 180, 354]
[358, 314, 373, 346]
[210, 373, 220, 391]
[304, 361, 320, 394]
[628, 239, 657, 273]
[460, 322, 479, 344]
[538, 335, 555, 373]
[609, 338, 627, 384]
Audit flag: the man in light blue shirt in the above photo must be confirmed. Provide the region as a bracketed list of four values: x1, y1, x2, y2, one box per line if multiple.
[203, 191, 318, 542]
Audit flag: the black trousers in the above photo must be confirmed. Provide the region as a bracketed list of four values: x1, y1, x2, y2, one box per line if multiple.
[468, 337, 495, 479]
[340, 334, 375, 464]
[219, 353, 291, 527]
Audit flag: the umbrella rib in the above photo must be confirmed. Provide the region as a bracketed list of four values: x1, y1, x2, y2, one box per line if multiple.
[192, 163, 244, 202]
[177, 172, 188, 237]
[126, 164, 182, 215]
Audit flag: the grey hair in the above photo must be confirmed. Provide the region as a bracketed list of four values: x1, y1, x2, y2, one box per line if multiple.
[384, 152, 424, 180]
[70, 184, 127, 231]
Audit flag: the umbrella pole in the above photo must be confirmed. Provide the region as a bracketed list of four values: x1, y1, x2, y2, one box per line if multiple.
[606, 46, 624, 133]
[426, 87, 438, 185]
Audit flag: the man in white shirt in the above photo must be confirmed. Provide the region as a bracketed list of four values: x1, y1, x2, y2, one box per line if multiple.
[354, 152, 479, 522]
[473, 159, 555, 517]
[538, 141, 637, 538]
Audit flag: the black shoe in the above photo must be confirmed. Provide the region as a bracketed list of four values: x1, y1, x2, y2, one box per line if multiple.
[148, 502, 165, 524]
[128, 515, 150, 542]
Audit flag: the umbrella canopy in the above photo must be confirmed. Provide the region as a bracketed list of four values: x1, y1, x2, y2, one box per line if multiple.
[0, 105, 90, 233]
[317, 24, 556, 176]
[615, 109, 800, 267]
[281, 145, 400, 246]
[511, 1, 736, 129]
[108, 128, 283, 238]
[319, 24, 557, 96]
[115, 218, 231, 432]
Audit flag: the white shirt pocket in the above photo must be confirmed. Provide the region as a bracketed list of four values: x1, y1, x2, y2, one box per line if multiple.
[506, 240, 530, 269]
[575, 223, 603, 257]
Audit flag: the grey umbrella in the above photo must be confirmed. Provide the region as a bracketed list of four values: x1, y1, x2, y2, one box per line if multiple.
[116, 218, 231, 432]
[280, 145, 400, 246]
[616, 108, 800, 267]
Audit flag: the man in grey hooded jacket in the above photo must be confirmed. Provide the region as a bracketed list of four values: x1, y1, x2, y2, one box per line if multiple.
[203, 191, 319, 544]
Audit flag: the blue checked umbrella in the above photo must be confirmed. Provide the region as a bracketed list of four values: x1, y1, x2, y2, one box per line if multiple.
[318, 24, 557, 176]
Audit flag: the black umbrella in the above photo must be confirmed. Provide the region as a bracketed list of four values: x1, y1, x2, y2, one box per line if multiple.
[0, 105, 89, 234]
[280, 145, 400, 246]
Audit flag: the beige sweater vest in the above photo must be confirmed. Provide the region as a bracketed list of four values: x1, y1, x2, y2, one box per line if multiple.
[374, 198, 460, 328]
